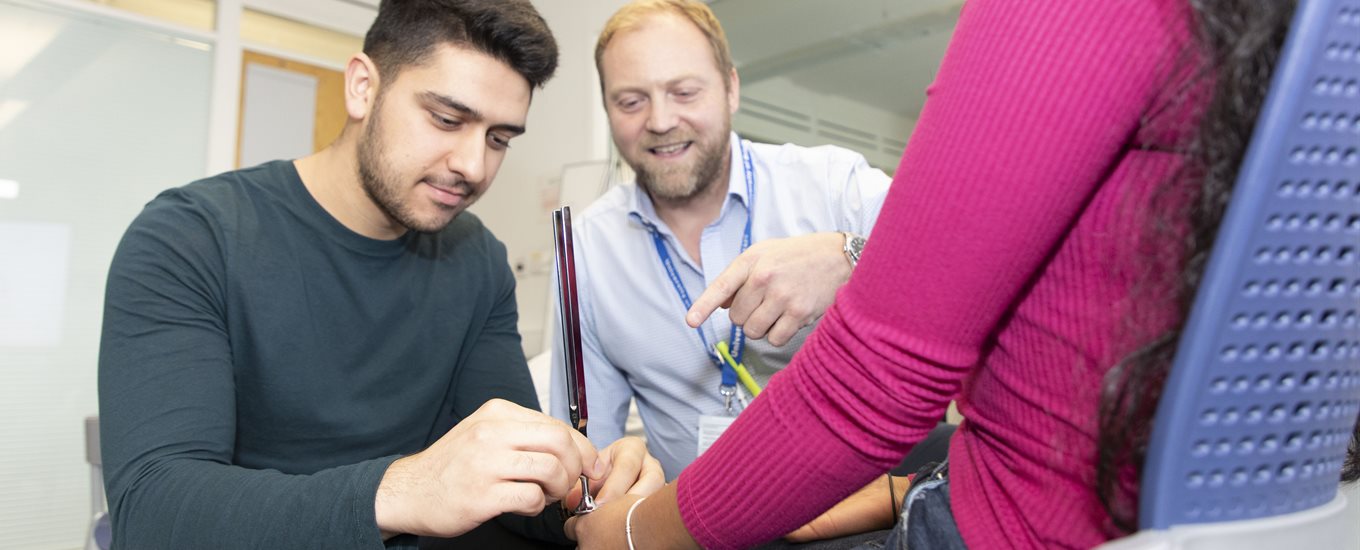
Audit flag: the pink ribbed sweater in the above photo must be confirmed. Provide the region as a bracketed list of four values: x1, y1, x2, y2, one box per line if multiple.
[677, 1, 1200, 548]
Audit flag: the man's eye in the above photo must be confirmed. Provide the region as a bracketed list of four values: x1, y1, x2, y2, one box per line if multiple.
[432, 113, 460, 128]
[488, 134, 511, 150]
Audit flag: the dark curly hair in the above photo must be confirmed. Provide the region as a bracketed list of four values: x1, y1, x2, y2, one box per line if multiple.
[363, 0, 559, 89]
[1096, 0, 1360, 533]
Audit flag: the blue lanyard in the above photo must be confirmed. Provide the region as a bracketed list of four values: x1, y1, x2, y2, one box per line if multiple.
[644, 140, 756, 388]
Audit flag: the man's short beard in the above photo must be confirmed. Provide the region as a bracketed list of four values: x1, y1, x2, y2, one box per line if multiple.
[635, 129, 730, 205]
[356, 89, 453, 234]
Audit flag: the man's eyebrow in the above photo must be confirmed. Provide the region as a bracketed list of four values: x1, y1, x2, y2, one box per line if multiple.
[420, 91, 525, 135]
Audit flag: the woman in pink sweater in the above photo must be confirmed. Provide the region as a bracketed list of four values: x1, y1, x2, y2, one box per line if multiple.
[573, 0, 1354, 548]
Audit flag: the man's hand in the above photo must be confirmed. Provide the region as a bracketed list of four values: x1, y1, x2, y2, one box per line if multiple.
[373, 399, 601, 539]
[784, 474, 904, 543]
[686, 232, 851, 346]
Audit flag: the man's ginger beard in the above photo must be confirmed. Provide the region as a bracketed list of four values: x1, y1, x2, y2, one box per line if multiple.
[631, 118, 731, 204]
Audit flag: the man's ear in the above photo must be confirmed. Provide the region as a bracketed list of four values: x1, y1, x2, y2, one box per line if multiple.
[345, 52, 381, 122]
[726, 67, 740, 115]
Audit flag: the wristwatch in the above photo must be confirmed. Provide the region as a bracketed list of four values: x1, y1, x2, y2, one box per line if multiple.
[842, 232, 866, 268]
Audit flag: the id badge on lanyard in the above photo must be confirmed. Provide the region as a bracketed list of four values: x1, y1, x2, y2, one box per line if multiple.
[643, 139, 757, 453]
[697, 414, 738, 456]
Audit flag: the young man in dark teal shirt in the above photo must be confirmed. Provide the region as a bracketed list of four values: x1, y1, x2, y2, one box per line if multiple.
[98, 1, 661, 548]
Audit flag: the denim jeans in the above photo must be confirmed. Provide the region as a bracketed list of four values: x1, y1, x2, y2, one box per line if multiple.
[758, 424, 958, 550]
[851, 461, 967, 550]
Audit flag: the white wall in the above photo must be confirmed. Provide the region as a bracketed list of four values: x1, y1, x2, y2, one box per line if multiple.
[474, 0, 628, 356]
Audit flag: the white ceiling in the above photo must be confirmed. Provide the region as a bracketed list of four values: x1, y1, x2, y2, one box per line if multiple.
[711, 0, 960, 118]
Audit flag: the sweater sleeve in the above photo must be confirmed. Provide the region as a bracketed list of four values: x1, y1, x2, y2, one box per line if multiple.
[98, 193, 402, 549]
[676, 1, 1189, 547]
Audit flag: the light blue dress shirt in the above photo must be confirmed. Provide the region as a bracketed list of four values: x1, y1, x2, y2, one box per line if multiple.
[550, 133, 891, 479]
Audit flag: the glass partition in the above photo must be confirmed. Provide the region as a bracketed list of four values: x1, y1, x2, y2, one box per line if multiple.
[0, 1, 213, 546]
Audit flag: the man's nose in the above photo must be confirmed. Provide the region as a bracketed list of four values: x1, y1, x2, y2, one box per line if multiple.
[645, 99, 680, 134]
[444, 136, 486, 186]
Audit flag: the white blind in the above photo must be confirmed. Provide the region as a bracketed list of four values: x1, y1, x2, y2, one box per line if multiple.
[0, 1, 212, 547]
[239, 63, 316, 168]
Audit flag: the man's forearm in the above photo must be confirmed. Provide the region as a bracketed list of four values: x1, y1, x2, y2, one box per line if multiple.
[107, 456, 398, 549]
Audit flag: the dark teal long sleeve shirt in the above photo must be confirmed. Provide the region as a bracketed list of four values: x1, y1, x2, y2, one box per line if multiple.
[98, 160, 565, 549]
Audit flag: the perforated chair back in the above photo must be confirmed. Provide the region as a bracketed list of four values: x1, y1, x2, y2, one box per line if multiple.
[1102, 0, 1360, 547]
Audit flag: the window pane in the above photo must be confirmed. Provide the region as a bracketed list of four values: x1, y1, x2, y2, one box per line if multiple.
[0, 1, 213, 547]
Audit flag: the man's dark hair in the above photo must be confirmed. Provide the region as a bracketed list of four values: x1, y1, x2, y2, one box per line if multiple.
[363, 0, 559, 89]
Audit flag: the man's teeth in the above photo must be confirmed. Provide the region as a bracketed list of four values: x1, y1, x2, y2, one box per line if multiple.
[653, 143, 687, 154]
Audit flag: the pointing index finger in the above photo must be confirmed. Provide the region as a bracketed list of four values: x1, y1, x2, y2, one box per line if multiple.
[686, 256, 751, 328]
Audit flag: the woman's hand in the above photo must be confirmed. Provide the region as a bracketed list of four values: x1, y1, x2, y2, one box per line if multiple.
[569, 484, 701, 550]
[567, 493, 643, 549]
[784, 474, 906, 542]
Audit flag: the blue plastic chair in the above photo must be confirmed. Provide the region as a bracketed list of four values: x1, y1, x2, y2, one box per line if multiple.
[1101, 0, 1360, 547]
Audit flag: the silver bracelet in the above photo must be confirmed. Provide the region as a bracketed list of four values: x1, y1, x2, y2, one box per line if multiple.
[625, 496, 648, 550]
